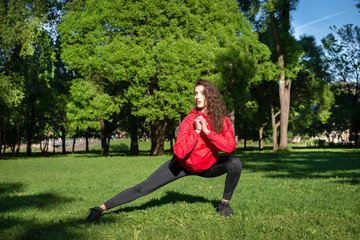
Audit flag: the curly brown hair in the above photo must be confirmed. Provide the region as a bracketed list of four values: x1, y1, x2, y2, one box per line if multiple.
[195, 79, 228, 133]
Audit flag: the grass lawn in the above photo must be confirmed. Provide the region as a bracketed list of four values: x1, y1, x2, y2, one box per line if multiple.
[0, 139, 359, 239]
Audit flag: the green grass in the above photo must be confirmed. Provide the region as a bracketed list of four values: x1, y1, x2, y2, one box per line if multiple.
[1, 140, 359, 239]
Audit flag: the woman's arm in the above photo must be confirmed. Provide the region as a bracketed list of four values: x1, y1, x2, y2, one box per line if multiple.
[205, 117, 236, 153]
[173, 117, 200, 159]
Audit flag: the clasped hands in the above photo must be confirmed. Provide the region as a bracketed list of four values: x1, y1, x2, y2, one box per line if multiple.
[194, 116, 208, 134]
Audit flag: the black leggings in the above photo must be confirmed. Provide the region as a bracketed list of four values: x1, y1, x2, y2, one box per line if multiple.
[104, 155, 242, 210]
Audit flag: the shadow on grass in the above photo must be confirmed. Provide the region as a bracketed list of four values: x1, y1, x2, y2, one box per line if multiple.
[0, 215, 92, 240]
[0, 182, 74, 214]
[107, 190, 219, 215]
[0, 182, 25, 194]
[0, 182, 88, 239]
[240, 151, 360, 184]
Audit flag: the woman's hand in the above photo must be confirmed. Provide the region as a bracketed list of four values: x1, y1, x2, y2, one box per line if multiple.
[194, 117, 202, 132]
[199, 116, 208, 133]
[195, 116, 208, 134]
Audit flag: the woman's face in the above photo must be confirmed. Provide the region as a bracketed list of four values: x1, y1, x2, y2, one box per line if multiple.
[194, 85, 206, 110]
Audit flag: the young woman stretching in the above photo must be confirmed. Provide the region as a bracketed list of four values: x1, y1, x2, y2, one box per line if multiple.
[87, 79, 242, 222]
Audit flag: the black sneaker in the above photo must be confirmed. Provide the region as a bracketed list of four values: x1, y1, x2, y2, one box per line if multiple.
[218, 201, 234, 217]
[86, 206, 103, 222]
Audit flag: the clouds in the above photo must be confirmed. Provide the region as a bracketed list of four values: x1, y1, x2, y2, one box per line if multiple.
[296, 9, 351, 31]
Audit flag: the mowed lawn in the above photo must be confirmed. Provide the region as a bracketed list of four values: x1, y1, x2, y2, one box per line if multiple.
[1, 139, 359, 240]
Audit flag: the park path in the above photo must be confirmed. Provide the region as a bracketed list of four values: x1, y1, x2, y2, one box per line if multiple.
[49, 139, 101, 153]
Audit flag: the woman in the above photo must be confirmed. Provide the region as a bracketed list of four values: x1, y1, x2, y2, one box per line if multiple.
[87, 79, 242, 222]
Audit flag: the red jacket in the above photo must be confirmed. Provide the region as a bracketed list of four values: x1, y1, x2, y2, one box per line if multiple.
[173, 109, 236, 172]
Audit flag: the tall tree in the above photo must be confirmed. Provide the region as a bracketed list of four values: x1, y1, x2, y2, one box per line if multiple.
[66, 78, 121, 155]
[238, 0, 300, 150]
[0, 0, 48, 57]
[0, 0, 68, 155]
[0, 0, 48, 154]
[289, 35, 334, 139]
[59, 0, 254, 156]
[216, 37, 278, 150]
[322, 24, 360, 147]
[266, 0, 300, 150]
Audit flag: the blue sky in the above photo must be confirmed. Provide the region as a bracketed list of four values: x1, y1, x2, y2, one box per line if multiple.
[292, 0, 360, 45]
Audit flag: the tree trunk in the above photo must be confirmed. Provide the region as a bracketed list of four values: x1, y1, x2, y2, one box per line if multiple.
[15, 139, 20, 154]
[26, 100, 35, 156]
[40, 125, 52, 153]
[130, 114, 139, 155]
[271, 105, 281, 152]
[151, 117, 168, 156]
[279, 78, 291, 150]
[53, 136, 56, 153]
[229, 111, 235, 136]
[85, 132, 89, 152]
[243, 120, 247, 150]
[258, 122, 268, 151]
[0, 119, 3, 156]
[40, 138, 49, 153]
[170, 136, 174, 152]
[72, 137, 76, 153]
[26, 129, 32, 155]
[269, 1, 291, 150]
[100, 119, 110, 156]
[14, 122, 21, 155]
[61, 127, 67, 154]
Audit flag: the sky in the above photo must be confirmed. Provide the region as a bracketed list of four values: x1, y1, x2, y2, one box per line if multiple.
[292, 0, 360, 45]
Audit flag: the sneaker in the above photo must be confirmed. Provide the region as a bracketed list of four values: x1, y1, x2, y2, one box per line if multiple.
[218, 201, 234, 217]
[86, 206, 103, 222]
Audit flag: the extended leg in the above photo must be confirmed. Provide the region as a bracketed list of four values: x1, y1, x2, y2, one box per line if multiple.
[87, 158, 188, 222]
[103, 158, 187, 210]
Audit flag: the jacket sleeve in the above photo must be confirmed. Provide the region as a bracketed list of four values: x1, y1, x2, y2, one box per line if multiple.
[206, 117, 236, 153]
[173, 117, 200, 159]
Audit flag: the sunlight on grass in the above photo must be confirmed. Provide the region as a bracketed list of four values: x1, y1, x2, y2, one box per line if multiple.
[0, 144, 359, 239]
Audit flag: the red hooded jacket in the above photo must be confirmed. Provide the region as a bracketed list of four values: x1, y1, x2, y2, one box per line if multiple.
[173, 109, 236, 172]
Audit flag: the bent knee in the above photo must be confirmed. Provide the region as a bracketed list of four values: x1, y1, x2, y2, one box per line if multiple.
[228, 156, 242, 172]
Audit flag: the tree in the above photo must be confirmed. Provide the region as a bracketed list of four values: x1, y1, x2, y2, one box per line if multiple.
[0, 0, 48, 57]
[0, 73, 24, 154]
[59, 0, 254, 156]
[0, 0, 69, 155]
[266, 0, 301, 150]
[215, 36, 278, 150]
[0, 0, 49, 154]
[289, 35, 334, 141]
[322, 24, 360, 147]
[1, 29, 56, 155]
[66, 78, 121, 155]
[238, 0, 301, 150]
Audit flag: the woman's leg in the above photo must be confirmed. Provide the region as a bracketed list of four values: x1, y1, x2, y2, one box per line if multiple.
[197, 155, 242, 217]
[103, 157, 188, 210]
[199, 155, 242, 201]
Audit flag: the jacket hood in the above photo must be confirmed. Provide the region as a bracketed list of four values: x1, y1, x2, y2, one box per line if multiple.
[189, 108, 208, 119]
[189, 108, 197, 115]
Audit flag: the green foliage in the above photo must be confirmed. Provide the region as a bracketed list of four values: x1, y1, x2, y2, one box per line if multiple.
[0, 0, 54, 152]
[0, 27, 58, 153]
[0, 73, 24, 109]
[322, 24, 360, 144]
[289, 36, 335, 137]
[59, 0, 253, 123]
[322, 24, 360, 86]
[67, 78, 123, 132]
[0, 0, 48, 57]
